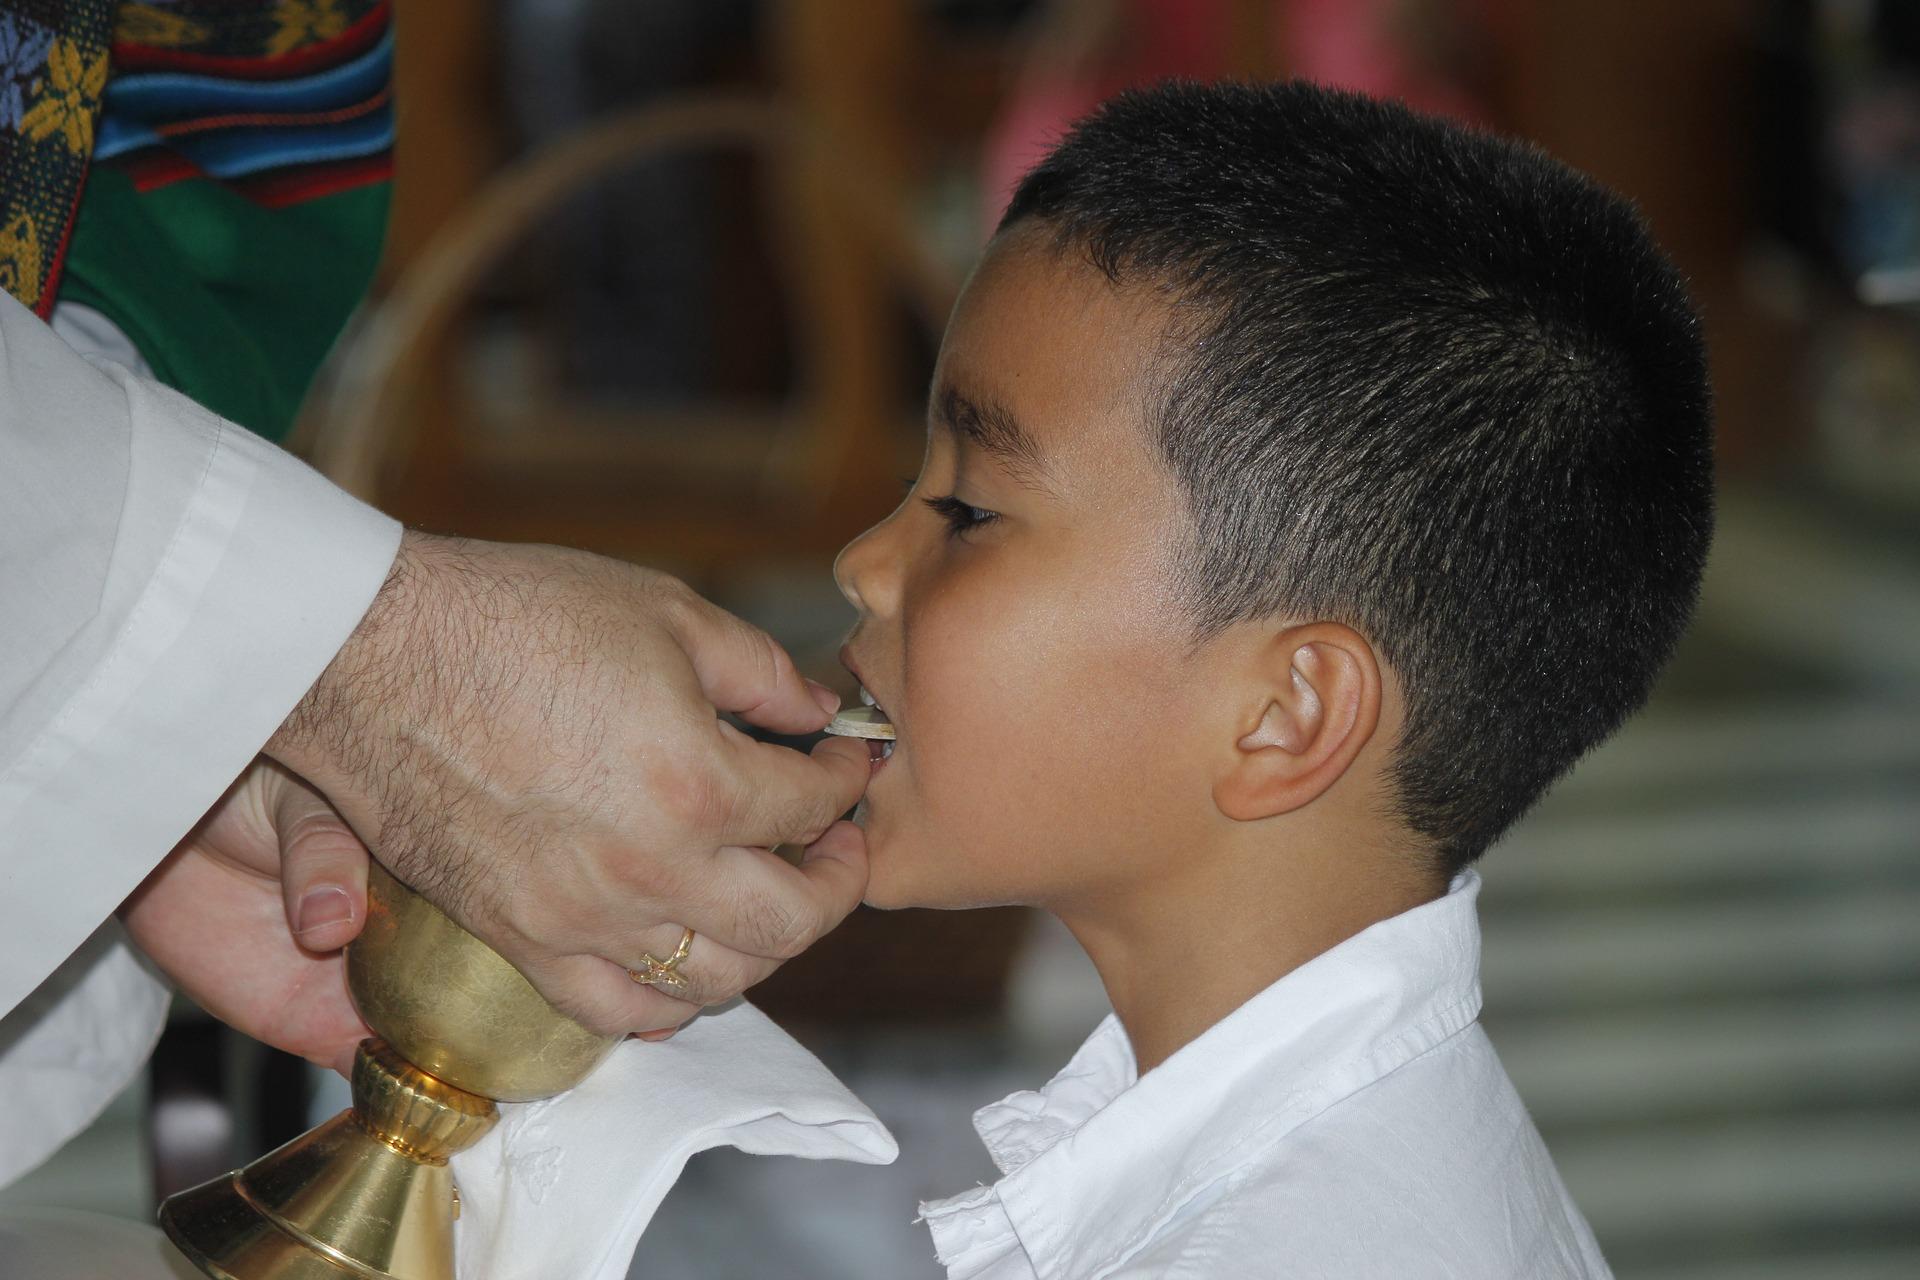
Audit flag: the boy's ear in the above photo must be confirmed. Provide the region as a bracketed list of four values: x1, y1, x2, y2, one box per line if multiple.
[1212, 623, 1384, 823]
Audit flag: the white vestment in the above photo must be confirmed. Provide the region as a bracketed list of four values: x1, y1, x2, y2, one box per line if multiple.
[0, 289, 401, 1188]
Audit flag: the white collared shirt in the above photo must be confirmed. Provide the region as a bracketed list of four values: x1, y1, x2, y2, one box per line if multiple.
[919, 873, 1612, 1279]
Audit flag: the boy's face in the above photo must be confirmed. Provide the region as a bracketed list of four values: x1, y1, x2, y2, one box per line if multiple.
[835, 230, 1221, 911]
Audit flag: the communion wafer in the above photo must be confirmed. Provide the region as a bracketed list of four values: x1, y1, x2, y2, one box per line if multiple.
[825, 705, 895, 740]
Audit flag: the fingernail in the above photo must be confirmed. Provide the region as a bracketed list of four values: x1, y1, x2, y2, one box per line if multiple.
[805, 679, 841, 717]
[637, 1028, 677, 1042]
[296, 886, 354, 938]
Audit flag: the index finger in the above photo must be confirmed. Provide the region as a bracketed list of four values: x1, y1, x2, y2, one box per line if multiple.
[659, 586, 841, 735]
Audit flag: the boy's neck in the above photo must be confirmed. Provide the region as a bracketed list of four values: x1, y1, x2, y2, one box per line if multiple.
[1055, 834, 1444, 1075]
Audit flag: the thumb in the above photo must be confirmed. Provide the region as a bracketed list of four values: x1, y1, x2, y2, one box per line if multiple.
[660, 585, 841, 734]
[275, 779, 372, 953]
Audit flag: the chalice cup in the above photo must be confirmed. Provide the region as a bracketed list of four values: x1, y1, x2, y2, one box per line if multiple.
[158, 861, 621, 1280]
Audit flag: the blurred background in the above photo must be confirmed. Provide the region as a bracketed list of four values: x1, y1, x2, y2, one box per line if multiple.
[5, 1, 1918, 1276]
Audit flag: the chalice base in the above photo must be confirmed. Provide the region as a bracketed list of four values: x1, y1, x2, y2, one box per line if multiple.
[159, 1108, 461, 1280]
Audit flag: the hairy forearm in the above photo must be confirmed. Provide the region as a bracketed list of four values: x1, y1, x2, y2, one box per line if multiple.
[264, 530, 467, 897]
[263, 530, 606, 919]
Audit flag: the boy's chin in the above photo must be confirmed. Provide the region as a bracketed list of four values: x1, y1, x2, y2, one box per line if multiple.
[862, 884, 984, 912]
[855, 813, 1007, 911]
[860, 855, 1022, 913]
[857, 841, 960, 912]
[858, 864, 923, 911]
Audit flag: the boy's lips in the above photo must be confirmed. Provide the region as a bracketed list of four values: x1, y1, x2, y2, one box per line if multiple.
[829, 704, 895, 756]
[835, 647, 897, 775]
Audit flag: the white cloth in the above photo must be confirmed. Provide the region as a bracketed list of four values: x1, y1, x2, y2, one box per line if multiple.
[0, 290, 402, 1187]
[0, 1206, 203, 1279]
[919, 872, 1613, 1279]
[451, 1000, 898, 1280]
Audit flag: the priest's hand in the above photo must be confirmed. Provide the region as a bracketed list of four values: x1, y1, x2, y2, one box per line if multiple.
[120, 760, 373, 1076]
[262, 532, 872, 1039]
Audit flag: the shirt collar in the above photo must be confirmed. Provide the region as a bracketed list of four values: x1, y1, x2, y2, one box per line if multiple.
[950, 871, 1486, 1280]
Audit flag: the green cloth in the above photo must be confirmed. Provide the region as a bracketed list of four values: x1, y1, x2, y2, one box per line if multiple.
[59, 164, 388, 442]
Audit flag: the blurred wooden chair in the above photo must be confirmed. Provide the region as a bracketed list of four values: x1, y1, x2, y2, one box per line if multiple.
[301, 92, 956, 577]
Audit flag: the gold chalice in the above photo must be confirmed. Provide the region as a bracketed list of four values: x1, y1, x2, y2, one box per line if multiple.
[158, 861, 621, 1280]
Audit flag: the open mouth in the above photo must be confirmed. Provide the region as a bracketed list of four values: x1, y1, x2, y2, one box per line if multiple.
[862, 687, 896, 763]
[826, 688, 896, 767]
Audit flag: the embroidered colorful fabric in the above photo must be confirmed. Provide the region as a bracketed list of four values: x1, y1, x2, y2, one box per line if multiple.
[97, 0, 391, 202]
[0, 0, 113, 313]
[0, 0, 393, 439]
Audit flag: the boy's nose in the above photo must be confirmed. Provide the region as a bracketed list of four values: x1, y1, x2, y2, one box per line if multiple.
[833, 519, 901, 620]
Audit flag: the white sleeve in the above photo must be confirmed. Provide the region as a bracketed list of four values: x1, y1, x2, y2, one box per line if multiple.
[0, 287, 401, 1019]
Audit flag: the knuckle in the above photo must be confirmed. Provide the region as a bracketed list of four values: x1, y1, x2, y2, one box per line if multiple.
[780, 793, 839, 845]
[282, 809, 362, 858]
[637, 566, 690, 601]
[642, 573, 698, 624]
[754, 628, 791, 689]
[733, 890, 815, 961]
[645, 752, 729, 833]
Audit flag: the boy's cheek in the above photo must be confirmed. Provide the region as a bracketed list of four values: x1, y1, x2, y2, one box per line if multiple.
[857, 730, 1054, 907]
[874, 566, 1191, 902]
[872, 707, 1170, 907]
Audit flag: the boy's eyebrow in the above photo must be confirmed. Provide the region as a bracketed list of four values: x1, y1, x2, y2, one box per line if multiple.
[934, 383, 1052, 489]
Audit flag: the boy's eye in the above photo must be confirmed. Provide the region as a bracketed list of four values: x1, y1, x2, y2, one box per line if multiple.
[921, 494, 999, 537]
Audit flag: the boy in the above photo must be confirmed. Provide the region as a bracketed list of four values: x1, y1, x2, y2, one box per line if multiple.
[831, 80, 1711, 1277]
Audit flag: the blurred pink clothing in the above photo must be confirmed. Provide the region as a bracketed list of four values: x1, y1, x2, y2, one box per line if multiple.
[984, 0, 1495, 227]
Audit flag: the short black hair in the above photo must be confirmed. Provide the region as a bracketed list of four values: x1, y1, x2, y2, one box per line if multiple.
[1001, 80, 1714, 875]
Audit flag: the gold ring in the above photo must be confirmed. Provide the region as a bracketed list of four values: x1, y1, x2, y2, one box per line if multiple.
[627, 927, 696, 992]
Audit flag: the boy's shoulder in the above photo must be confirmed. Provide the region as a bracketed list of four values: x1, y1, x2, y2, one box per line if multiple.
[1108, 1024, 1612, 1279]
[960, 881, 1612, 1279]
